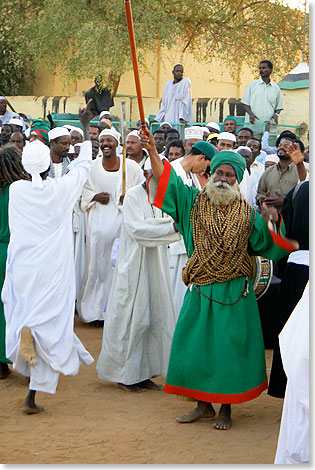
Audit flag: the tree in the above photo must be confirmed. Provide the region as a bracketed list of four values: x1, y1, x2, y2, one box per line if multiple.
[174, 0, 309, 80]
[0, 0, 309, 95]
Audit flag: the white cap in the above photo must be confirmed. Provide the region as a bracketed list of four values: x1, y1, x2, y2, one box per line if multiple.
[8, 118, 23, 127]
[99, 111, 111, 119]
[144, 155, 166, 170]
[99, 128, 119, 142]
[265, 154, 280, 164]
[203, 127, 210, 135]
[206, 122, 220, 132]
[62, 124, 74, 131]
[236, 146, 252, 153]
[160, 121, 171, 128]
[22, 140, 50, 190]
[70, 126, 83, 136]
[217, 132, 236, 143]
[126, 130, 140, 140]
[74, 143, 82, 148]
[184, 126, 204, 141]
[48, 127, 70, 141]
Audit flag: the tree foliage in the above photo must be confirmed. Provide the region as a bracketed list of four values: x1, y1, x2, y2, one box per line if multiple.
[0, 0, 309, 95]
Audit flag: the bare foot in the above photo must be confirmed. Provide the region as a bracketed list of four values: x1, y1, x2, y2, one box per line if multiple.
[20, 327, 36, 366]
[214, 404, 232, 430]
[22, 404, 44, 415]
[118, 383, 147, 393]
[176, 402, 215, 423]
[139, 379, 163, 391]
[0, 362, 11, 379]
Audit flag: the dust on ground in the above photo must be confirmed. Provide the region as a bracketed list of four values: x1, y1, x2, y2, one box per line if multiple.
[1, 316, 283, 464]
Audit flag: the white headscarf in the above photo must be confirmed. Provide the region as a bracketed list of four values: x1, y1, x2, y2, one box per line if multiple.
[48, 127, 70, 141]
[22, 140, 50, 190]
[127, 130, 140, 140]
[184, 126, 204, 140]
[217, 132, 236, 143]
[70, 126, 83, 137]
[99, 128, 119, 142]
[265, 154, 280, 164]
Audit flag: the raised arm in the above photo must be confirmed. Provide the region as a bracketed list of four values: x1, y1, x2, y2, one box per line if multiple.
[79, 98, 93, 141]
[140, 129, 164, 182]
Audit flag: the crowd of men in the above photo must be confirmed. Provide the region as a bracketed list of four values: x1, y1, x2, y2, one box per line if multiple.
[0, 58, 309, 464]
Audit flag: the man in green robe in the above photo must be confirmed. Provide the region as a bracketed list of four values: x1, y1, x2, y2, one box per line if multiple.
[140, 130, 298, 430]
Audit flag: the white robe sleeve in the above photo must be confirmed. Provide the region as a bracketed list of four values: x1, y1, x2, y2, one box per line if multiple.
[178, 78, 192, 122]
[123, 190, 181, 247]
[56, 140, 92, 214]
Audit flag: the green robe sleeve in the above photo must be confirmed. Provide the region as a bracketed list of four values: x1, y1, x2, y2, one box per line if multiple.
[248, 210, 297, 260]
[151, 160, 199, 240]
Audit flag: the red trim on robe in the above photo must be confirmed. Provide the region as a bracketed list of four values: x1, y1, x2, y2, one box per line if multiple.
[268, 214, 298, 253]
[153, 160, 172, 209]
[164, 381, 268, 404]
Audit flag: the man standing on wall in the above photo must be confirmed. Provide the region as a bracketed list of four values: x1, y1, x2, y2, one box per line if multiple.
[154, 64, 193, 125]
[241, 60, 283, 125]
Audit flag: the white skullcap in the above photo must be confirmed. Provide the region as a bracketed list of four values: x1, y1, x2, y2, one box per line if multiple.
[127, 130, 140, 140]
[184, 126, 204, 140]
[206, 122, 220, 132]
[99, 128, 119, 142]
[236, 146, 252, 153]
[62, 124, 74, 131]
[144, 155, 166, 171]
[265, 154, 280, 164]
[0, 96, 6, 101]
[203, 127, 210, 135]
[74, 143, 82, 149]
[160, 121, 171, 128]
[70, 126, 83, 136]
[217, 132, 236, 143]
[48, 127, 70, 141]
[99, 111, 111, 119]
[8, 118, 23, 127]
[22, 140, 50, 190]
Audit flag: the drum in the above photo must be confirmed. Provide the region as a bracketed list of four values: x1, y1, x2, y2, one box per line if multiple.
[251, 256, 273, 300]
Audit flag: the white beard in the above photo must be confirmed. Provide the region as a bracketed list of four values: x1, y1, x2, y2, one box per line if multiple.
[204, 175, 241, 205]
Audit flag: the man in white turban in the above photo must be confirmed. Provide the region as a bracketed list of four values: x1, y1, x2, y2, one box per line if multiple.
[48, 127, 71, 178]
[77, 128, 144, 325]
[2, 101, 94, 414]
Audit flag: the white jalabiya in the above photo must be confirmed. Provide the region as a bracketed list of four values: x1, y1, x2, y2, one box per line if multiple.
[239, 160, 265, 208]
[96, 183, 180, 384]
[275, 281, 309, 464]
[169, 158, 201, 319]
[73, 197, 87, 300]
[155, 77, 193, 123]
[77, 156, 144, 323]
[3, 141, 94, 394]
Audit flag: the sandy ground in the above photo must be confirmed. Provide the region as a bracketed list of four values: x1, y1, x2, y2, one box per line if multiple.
[0, 316, 284, 464]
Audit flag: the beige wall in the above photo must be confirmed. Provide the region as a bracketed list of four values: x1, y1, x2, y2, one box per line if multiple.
[32, 47, 257, 100]
[7, 47, 308, 137]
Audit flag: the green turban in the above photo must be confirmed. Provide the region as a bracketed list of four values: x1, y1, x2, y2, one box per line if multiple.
[30, 119, 50, 145]
[192, 141, 216, 160]
[210, 150, 246, 183]
[224, 115, 237, 123]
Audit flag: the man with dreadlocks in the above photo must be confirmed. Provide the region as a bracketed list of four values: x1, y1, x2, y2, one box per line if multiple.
[140, 129, 298, 431]
[2, 101, 94, 413]
[0, 147, 29, 379]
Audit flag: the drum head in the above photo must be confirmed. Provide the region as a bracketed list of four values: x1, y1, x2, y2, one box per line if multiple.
[254, 257, 273, 300]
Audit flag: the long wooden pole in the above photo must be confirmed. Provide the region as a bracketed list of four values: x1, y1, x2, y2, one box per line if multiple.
[121, 100, 127, 195]
[124, 0, 147, 131]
